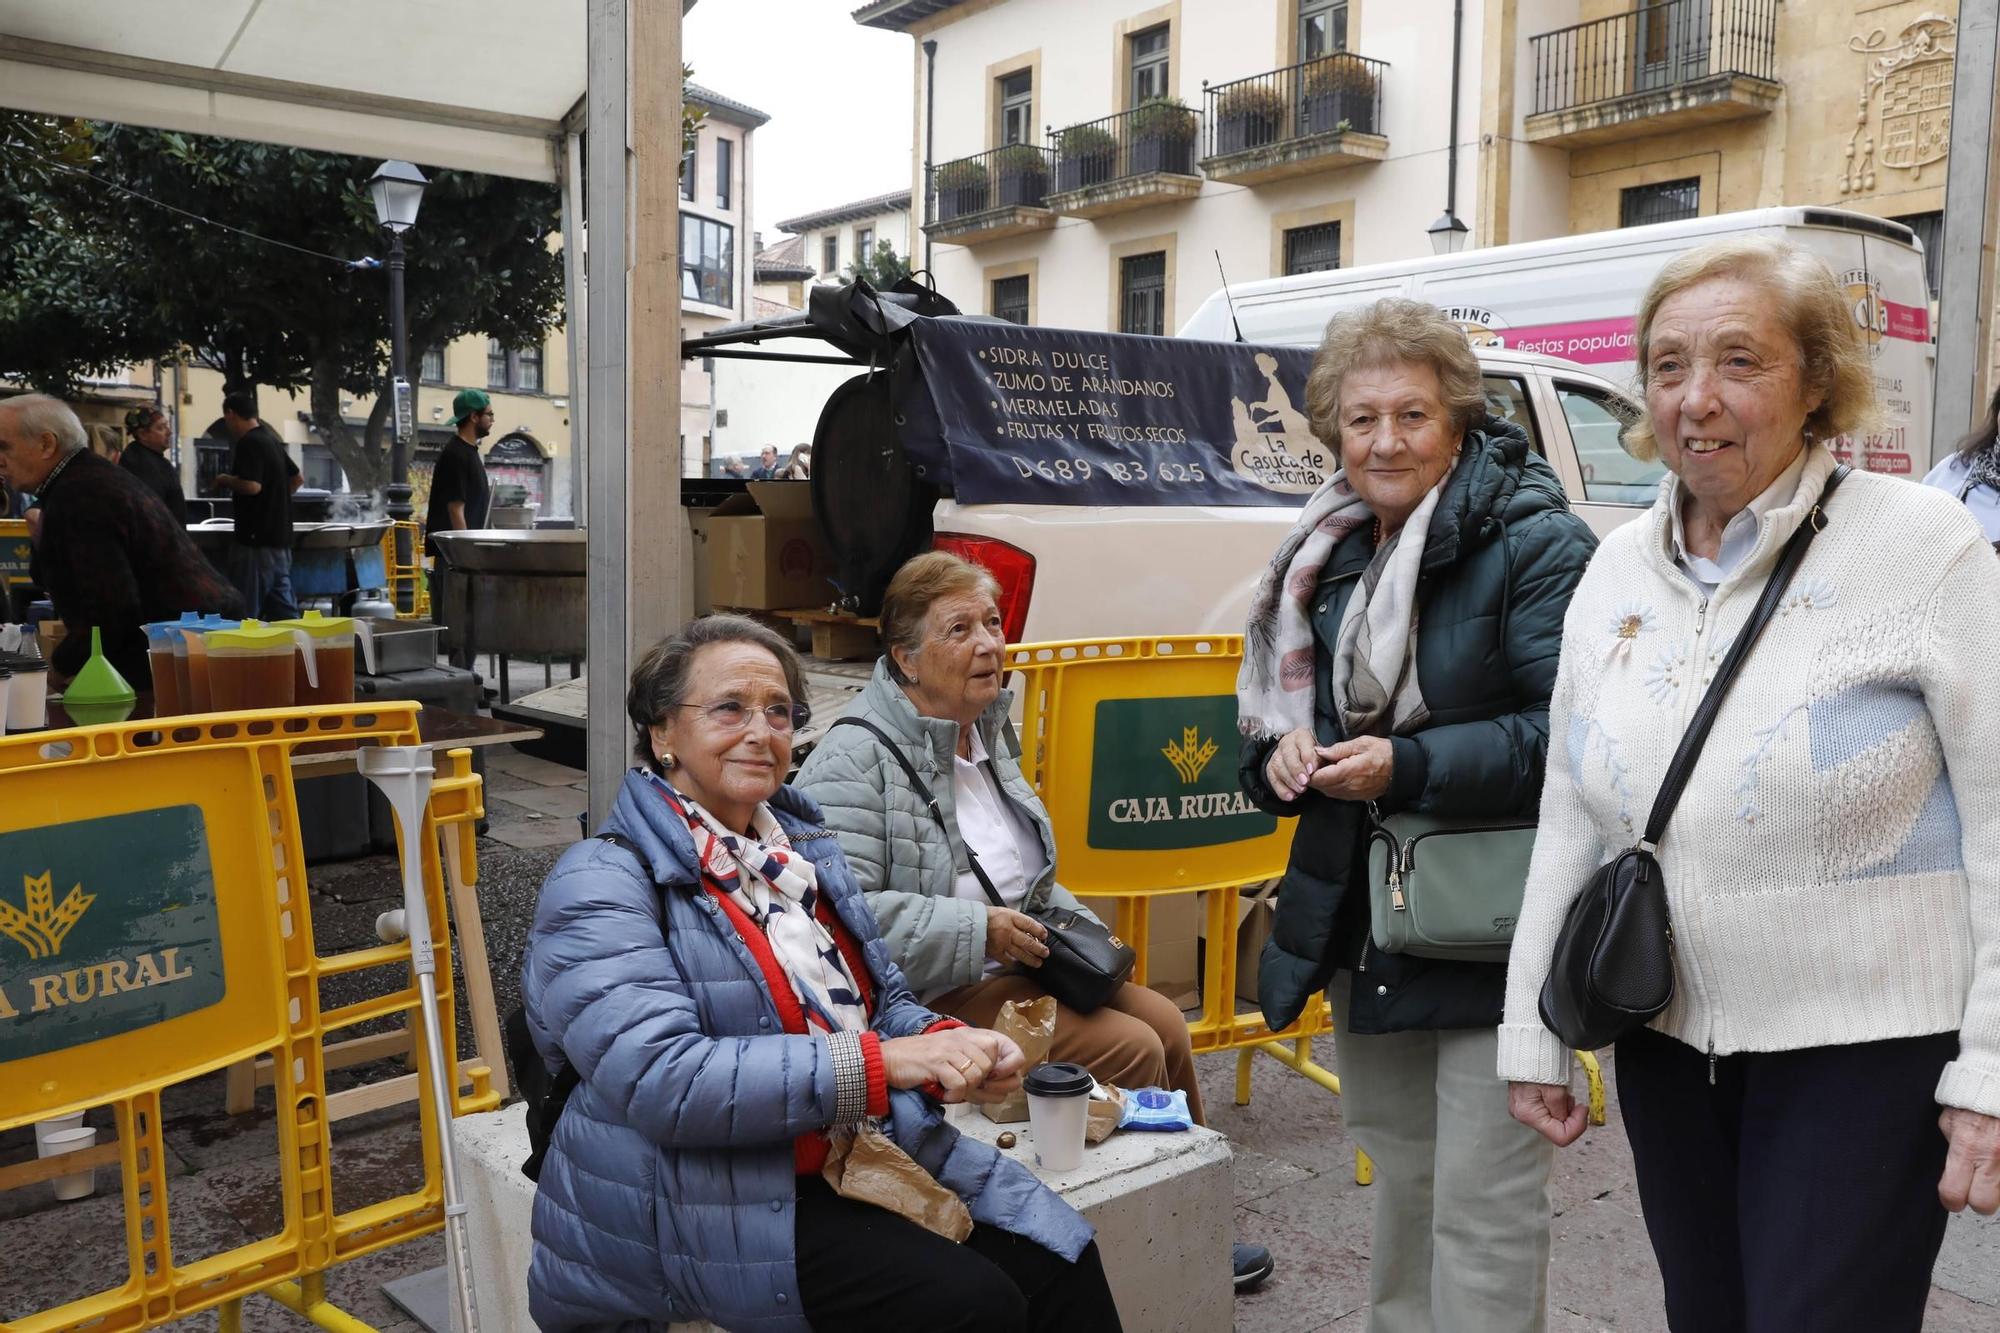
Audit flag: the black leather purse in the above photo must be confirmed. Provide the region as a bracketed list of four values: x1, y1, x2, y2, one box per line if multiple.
[829, 717, 1137, 1012]
[1539, 466, 1848, 1051]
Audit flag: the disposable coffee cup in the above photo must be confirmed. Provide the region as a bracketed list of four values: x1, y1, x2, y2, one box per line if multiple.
[1023, 1061, 1094, 1173]
[33, 1111, 85, 1149]
[0, 670, 11, 734]
[6, 659, 47, 730]
[38, 1124, 98, 1201]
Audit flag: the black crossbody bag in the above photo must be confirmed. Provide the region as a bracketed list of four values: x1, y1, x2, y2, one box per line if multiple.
[829, 717, 1137, 1012]
[1539, 466, 1848, 1051]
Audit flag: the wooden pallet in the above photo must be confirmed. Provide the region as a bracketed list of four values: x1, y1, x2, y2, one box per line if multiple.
[720, 606, 882, 661]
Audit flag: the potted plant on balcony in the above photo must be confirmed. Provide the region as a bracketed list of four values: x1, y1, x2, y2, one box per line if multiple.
[993, 143, 1050, 208]
[1301, 55, 1379, 136]
[1213, 81, 1287, 155]
[1055, 122, 1119, 192]
[934, 156, 991, 221]
[1128, 97, 1198, 175]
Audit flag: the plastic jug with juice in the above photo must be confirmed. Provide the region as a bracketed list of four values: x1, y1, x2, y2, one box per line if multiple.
[181, 614, 242, 713]
[205, 621, 318, 712]
[273, 612, 376, 749]
[142, 619, 187, 715]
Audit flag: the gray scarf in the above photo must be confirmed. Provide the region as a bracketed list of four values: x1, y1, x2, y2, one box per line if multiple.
[1238, 463, 1452, 741]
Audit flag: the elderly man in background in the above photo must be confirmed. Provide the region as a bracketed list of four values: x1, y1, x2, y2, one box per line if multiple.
[0, 394, 241, 688]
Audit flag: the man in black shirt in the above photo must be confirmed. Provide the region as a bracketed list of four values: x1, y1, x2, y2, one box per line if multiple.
[118, 404, 188, 526]
[426, 388, 493, 557]
[213, 391, 302, 619]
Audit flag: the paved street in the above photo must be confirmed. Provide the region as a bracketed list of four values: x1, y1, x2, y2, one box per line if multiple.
[2, 747, 1994, 1332]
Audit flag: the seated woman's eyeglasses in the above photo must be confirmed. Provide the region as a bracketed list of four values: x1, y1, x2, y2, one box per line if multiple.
[678, 699, 812, 733]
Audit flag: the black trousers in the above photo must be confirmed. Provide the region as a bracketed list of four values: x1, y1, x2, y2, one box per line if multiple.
[1615, 1025, 1957, 1333]
[792, 1174, 1123, 1333]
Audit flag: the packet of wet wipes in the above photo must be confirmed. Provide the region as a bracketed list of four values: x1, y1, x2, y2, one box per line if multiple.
[1116, 1086, 1194, 1132]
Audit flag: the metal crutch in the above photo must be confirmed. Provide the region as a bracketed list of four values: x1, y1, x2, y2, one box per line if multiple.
[361, 745, 482, 1333]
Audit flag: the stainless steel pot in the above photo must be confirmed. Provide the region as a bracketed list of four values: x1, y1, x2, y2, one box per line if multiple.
[430, 529, 586, 659]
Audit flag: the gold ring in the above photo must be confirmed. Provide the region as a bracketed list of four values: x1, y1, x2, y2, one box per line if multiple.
[956, 1058, 975, 1074]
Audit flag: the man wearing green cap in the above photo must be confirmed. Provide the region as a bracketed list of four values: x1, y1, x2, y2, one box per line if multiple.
[426, 388, 493, 559]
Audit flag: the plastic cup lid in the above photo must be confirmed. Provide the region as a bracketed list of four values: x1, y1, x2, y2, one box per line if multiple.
[1023, 1061, 1094, 1098]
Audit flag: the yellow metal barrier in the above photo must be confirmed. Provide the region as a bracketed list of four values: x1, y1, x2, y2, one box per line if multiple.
[1007, 635, 1604, 1185]
[381, 521, 430, 620]
[0, 703, 496, 1332]
[1005, 635, 1373, 1179]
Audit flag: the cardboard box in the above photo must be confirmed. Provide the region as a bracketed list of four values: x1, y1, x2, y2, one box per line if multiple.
[1079, 892, 1201, 1011]
[704, 481, 835, 611]
[36, 617, 65, 665]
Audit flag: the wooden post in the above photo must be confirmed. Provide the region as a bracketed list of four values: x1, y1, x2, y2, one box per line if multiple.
[586, 0, 688, 824]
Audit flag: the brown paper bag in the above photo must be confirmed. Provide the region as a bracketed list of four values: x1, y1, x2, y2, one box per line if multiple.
[980, 994, 1057, 1124]
[1085, 1083, 1123, 1144]
[822, 1122, 973, 1242]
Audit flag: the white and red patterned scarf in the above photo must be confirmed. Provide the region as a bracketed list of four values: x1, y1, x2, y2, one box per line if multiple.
[647, 774, 867, 1034]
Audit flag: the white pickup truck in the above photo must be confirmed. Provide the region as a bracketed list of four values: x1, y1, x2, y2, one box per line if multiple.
[918, 344, 1649, 645]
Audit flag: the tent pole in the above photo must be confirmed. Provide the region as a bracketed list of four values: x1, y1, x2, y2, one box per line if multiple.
[585, 0, 685, 826]
[1931, 0, 2000, 466]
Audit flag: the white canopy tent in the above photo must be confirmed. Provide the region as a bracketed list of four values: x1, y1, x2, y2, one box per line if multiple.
[0, 0, 689, 821]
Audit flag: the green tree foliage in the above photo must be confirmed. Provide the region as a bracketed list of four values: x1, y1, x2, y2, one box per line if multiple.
[0, 118, 562, 493]
[844, 239, 912, 290]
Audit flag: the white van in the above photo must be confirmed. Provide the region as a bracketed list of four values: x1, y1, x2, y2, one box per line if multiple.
[1179, 207, 1934, 479]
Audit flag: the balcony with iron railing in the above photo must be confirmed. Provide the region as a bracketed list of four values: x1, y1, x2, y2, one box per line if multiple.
[1044, 101, 1205, 220]
[1525, 0, 1781, 147]
[1199, 54, 1390, 186]
[924, 143, 1059, 246]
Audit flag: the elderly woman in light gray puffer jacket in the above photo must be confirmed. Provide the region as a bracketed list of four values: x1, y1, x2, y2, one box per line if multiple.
[797, 553, 1201, 1109]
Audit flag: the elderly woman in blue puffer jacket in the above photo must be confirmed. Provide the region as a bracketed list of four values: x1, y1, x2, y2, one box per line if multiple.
[521, 614, 1120, 1333]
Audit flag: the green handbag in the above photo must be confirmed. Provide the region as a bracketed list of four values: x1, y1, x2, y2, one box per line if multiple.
[1365, 812, 1537, 962]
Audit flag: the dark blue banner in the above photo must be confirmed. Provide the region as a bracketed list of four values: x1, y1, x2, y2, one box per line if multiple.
[897, 319, 1330, 506]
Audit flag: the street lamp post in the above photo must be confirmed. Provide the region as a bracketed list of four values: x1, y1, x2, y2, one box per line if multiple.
[367, 160, 428, 528]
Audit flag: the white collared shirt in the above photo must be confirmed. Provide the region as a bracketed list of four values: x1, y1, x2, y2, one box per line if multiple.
[1669, 448, 1809, 596]
[951, 727, 1047, 977]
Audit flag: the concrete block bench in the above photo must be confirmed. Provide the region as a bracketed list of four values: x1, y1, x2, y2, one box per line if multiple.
[453, 1100, 1232, 1332]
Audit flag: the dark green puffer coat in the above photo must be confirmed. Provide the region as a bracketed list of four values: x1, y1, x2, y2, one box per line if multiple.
[1241, 417, 1598, 1035]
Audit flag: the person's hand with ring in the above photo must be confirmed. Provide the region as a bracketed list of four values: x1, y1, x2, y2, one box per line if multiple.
[985, 906, 1050, 969]
[881, 1027, 1026, 1105]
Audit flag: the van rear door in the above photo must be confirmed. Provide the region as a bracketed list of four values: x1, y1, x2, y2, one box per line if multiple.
[1791, 214, 1933, 477]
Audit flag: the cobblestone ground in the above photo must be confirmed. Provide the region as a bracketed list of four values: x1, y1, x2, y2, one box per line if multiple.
[3, 748, 1993, 1331]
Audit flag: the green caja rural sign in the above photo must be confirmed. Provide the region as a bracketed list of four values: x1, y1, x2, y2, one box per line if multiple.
[1087, 695, 1276, 851]
[0, 806, 226, 1061]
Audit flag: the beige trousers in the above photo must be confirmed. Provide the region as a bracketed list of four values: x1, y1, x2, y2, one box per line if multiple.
[1331, 977, 1555, 1333]
[932, 973, 1205, 1124]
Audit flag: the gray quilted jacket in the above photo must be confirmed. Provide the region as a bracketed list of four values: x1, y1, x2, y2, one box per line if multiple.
[520, 769, 1093, 1331]
[795, 659, 1099, 996]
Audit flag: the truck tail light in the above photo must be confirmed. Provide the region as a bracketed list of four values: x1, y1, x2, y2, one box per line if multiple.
[932, 533, 1037, 644]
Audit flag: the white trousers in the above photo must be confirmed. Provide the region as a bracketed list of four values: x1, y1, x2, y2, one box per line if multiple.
[1332, 976, 1556, 1333]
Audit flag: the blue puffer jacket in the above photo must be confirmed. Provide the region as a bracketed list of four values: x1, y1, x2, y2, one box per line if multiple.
[521, 768, 1094, 1332]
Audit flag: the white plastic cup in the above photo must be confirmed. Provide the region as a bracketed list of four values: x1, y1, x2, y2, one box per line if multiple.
[1023, 1061, 1093, 1173]
[33, 1111, 85, 1149]
[7, 660, 47, 729]
[38, 1124, 98, 1201]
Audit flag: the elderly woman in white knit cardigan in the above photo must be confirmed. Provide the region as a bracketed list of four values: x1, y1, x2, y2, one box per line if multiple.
[1500, 237, 2000, 1332]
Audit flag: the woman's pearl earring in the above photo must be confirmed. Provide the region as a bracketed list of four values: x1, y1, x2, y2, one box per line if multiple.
[658, 750, 676, 770]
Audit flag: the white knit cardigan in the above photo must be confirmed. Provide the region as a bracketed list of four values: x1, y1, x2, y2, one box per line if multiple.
[1498, 445, 2000, 1118]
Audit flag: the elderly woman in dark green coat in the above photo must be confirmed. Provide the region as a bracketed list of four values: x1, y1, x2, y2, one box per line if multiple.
[1236, 298, 1597, 1333]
